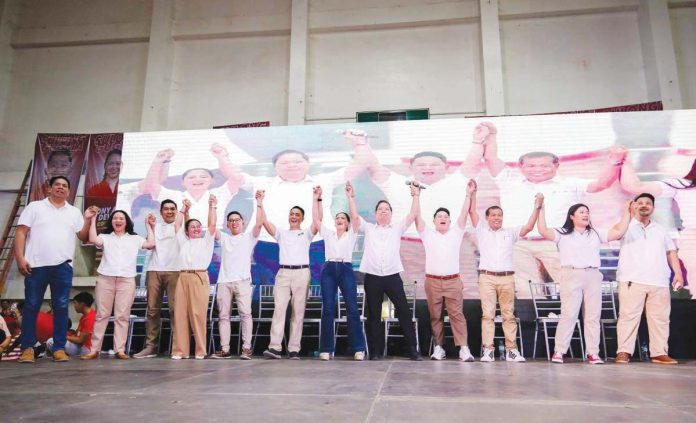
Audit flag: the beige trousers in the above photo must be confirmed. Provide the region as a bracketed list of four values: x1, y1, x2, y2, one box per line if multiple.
[90, 275, 136, 354]
[217, 279, 253, 351]
[269, 268, 310, 353]
[616, 281, 671, 357]
[424, 277, 467, 347]
[144, 271, 179, 349]
[171, 271, 210, 357]
[479, 273, 518, 350]
[513, 240, 562, 299]
[553, 268, 603, 356]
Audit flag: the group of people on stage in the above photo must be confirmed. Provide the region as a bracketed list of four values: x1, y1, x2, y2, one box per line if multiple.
[12, 162, 685, 364]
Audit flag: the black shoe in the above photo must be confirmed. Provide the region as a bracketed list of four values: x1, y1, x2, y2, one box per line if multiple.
[263, 348, 282, 359]
[288, 351, 300, 360]
[370, 354, 382, 361]
[409, 348, 423, 361]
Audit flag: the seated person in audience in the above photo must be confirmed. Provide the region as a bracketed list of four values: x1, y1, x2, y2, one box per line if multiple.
[47, 292, 96, 357]
[0, 314, 12, 356]
[36, 308, 54, 345]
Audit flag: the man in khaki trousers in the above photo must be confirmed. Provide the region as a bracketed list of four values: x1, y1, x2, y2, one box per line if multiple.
[469, 182, 543, 362]
[259, 189, 319, 360]
[615, 193, 684, 365]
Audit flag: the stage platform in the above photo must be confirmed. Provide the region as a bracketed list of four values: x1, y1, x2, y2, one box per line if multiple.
[2, 357, 695, 422]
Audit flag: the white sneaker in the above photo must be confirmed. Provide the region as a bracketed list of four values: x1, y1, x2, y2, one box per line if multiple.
[480, 348, 495, 362]
[171, 355, 182, 360]
[195, 355, 206, 360]
[354, 351, 365, 361]
[430, 345, 446, 361]
[506, 349, 526, 362]
[319, 352, 331, 361]
[459, 346, 475, 362]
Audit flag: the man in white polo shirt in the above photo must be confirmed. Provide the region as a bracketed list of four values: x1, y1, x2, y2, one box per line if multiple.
[134, 199, 181, 359]
[415, 179, 476, 362]
[260, 189, 319, 360]
[469, 182, 543, 362]
[615, 193, 684, 365]
[212, 195, 264, 360]
[473, 122, 627, 298]
[15, 176, 92, 363]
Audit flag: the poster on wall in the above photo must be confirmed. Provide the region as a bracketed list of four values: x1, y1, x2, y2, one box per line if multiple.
[28, 133, 90, 204]
[115, 110, 696, 299]
[83, 133, 123, 234]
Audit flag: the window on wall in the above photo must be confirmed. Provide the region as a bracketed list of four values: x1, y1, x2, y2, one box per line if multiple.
[356, 108, 429, 122]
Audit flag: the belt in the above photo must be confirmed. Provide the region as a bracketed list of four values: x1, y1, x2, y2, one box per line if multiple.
[180, 269, 207, 273]
[279, 265, 309, 269]
[425, 273, 460, 281]
[561, 266, 598, 270]
[479, 270, 515, 276]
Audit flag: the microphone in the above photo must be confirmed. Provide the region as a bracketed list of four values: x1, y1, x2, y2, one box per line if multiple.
[405, 180, 427, 190]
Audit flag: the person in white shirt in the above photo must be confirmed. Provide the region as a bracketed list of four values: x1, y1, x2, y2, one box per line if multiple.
[171, 196, 218, 360]
[620, 158, 696, 299]
[211, 197, 264, 360]
[469, 182, 542, 362]
[471, 122, 628, 298]
[614, 193, 685, 365]
[315, 182, 366, 361]
[415, 179, 477, 362]
[360, 184, 423, 361]
[81, 209, 155, 360]
[15, 176, 92, 364]
[133, 199, 181, 359]
[260, 190, 319, 360]
[538, 201, 631, 364]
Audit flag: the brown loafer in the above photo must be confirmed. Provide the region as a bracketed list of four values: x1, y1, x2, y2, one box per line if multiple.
[614, 352, 631, 364]
[115, 352, 130, 360]
[80, 351, 99, 360]
[651, 355, 677, 365]
[52, 350, 70, 362]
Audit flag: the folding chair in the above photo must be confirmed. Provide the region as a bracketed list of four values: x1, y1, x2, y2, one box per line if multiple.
[384, 281, 419, 356]
[125, 287, 149, 354]
[529, 281, 584, 360]
[334, 286, 368, 355]
[301, 285, 323, 351]
[253, 284, 276, 351]
[599, 281, 618, 359]
[208, 283, 243, 355]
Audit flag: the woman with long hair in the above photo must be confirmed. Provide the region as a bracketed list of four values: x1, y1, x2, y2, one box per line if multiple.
[314, 182, 366, 361]
[86, 149, 122, 198]
[538, 201, 631, 364]
[81, 208, 155, 360]
[171, 195, 217, 360]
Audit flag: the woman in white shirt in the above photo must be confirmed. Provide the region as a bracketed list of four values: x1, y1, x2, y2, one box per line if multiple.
[538, 201, 631, 364]
[81, 208, 155, 360]
[171, 195, 217, 360]
[314, 182, 366, 361]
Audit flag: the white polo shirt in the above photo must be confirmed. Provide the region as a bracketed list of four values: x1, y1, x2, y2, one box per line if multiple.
[377, 171, 470, 237]
[495, 167, 590, 237]
[359, 217, 407, 276]
[419, 226, 465, 276]
[320, 224, 357, 262]
[473, 221, 521, 272]
[660, 179, 696, 229]
[617, 219, 676, 287]
[157, 185, 234, 229]
[96, 233, 147, 278]
[177, 230, 215, 270]
[218, 231, 258, 282]
[17, 198, 84, 268]
[241, 171, 344, 242]
[147, 222, 180, 272]
[553, 228, 608, 268]
[273, 227, 315, 266]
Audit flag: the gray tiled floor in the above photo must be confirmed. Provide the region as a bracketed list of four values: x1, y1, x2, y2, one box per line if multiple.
[1, 357, 695, 422]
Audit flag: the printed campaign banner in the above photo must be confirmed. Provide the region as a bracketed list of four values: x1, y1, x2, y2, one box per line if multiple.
[28, 133, 90, 204]
[84, 133, 123, 234]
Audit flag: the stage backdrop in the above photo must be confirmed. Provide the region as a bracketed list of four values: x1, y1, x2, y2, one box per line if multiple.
[114, 110, 696, 299]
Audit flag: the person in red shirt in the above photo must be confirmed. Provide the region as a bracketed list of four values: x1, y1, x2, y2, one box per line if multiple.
[47, 292, 95, 357]
[36, 310, 54, 344]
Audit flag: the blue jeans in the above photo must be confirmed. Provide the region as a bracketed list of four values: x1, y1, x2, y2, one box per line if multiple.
[21, 261, 73, 350]
[319, 261, 366, 353]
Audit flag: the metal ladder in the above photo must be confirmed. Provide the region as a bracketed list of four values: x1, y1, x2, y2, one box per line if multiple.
[0, 163, 32, 293]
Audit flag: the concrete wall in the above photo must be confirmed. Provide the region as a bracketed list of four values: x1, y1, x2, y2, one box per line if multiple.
[0, 0, 695, 295]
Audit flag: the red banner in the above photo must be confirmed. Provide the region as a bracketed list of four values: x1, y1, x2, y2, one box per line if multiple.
[84, 133, 123, 234]
[28, 134, 90, 204]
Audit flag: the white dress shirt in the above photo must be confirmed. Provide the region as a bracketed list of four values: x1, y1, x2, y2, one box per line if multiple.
[419, 226, 465, 275]
[274, 227, 315, 265]
[147, 222, 180, 272]
[473, 221, 521, 272]
[177, 230, 215, 270]
[617, 219, 676, 287]
[17, 198, 84, 268]
[320, 224, 358, 262]
[358, 217, 407, 276]
[218, 231, 258, 282]
[554, 228, 608, 268]
[97, 233, 146, 277]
